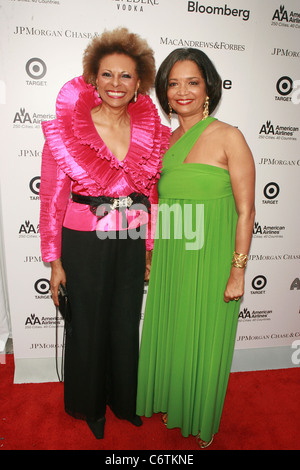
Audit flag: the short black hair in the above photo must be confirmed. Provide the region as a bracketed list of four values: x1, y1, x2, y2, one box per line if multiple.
[155, 48, 222, 116]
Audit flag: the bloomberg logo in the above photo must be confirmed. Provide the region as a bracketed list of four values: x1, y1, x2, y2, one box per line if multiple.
[187, 2, 250, 21]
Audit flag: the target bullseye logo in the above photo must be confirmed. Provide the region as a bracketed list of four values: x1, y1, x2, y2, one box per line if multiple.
[29, 176, 41, 195]
[263, 182, 280, 200]
[26, 58, 47, 80]
[34, 279, 50, 295]
[252, 275, 267, 291]
[276, 76, 293, 96]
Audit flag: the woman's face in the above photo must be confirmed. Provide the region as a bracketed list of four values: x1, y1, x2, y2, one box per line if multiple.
[167, 60, 207, 119]
[96, 53, 140, 108]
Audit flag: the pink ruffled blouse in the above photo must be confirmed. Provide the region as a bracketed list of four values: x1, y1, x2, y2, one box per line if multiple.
[39, 76, 170, 262]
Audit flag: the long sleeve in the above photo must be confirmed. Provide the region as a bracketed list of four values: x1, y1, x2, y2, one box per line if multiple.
[39, 78, 171, 259]
[39, 141, 71, 262]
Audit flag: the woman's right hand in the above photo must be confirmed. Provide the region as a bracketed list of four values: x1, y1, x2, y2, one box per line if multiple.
[50, 259, 66, 306]
[145, 250, 153, 282]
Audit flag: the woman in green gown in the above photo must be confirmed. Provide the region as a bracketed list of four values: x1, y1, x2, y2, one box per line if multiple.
[136, 48, 255, 448]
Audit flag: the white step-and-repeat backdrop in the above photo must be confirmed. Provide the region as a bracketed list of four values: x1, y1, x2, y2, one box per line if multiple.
[0, 0, 299, 382]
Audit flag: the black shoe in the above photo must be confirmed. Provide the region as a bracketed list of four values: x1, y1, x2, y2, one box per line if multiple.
[127, 415, 143, 427]
[87, 417, 106, 439]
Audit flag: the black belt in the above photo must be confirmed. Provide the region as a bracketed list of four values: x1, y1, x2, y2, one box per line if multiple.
[71, 192, 150, 228]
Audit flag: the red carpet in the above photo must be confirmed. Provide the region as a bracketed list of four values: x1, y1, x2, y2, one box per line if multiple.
[1, 355, 299, 450]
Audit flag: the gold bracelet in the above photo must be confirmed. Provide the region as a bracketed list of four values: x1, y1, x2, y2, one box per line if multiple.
[232, 251, 248, 269]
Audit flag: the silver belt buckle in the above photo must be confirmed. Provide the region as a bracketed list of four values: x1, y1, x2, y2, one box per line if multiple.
[110, 196, 133, 211]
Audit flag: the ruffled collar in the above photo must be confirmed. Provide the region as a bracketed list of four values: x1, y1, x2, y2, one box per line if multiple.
[43, 76, 170, 195]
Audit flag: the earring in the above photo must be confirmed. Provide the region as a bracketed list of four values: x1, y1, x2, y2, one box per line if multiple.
[96, 86, 101, 99]
[203, 96, 209, 120]
[134, 91, 138, 103]
[168, 102, 173, 121]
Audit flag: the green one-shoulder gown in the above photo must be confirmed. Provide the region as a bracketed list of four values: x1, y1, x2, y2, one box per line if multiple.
[136, 117, 240, 442]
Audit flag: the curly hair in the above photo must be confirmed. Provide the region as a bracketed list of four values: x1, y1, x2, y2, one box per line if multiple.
[155, 48, 222, 116]
[83, 28, 155, 94]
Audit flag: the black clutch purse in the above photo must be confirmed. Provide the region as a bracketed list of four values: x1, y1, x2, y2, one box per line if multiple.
[56, 284, 71, 382]
[58, 284, 72, 323]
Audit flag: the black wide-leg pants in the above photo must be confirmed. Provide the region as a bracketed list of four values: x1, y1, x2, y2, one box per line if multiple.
[61, 227, 146, 422]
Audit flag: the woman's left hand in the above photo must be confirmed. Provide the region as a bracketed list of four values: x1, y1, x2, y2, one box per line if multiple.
[224, 268, 245, 303]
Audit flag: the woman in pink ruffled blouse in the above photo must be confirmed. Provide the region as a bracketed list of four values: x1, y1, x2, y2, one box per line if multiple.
[39, 28, 170, 439]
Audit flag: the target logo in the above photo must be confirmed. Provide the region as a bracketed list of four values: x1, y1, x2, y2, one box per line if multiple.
[251, 275, 267, 294]
[262, 182, 280, 205]
[34, 278, 51, 299]
[275, 76, 295, 103]
[263, 182, 280, 200]
[29, 176, 41, 195]
[276, 76, 293, 96]
[35, 278, 50, 295]
[252, 275, 267, 290]
[25, 58, 47, 80]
